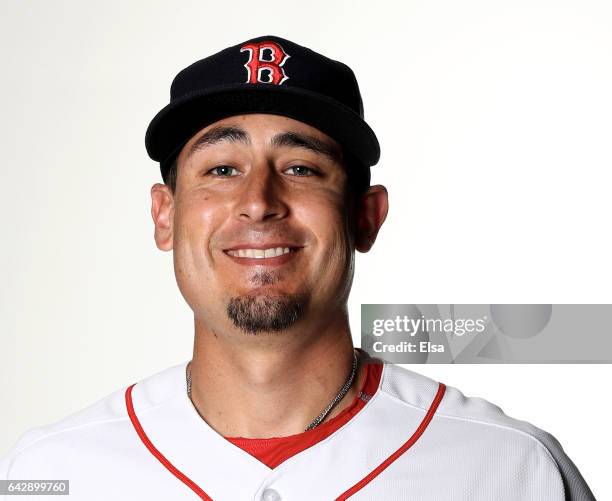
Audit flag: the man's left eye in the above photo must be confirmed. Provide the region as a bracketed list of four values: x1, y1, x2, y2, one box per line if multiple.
[286, 165, 318, 176]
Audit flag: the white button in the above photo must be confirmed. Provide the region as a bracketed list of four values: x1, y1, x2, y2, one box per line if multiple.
[262, 488, 281, 501]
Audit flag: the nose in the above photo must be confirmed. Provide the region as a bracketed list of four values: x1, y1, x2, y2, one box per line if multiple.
[233, 162, 289, 222]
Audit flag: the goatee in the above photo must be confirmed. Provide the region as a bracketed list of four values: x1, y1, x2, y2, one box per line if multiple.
[227, 293, 307, 334]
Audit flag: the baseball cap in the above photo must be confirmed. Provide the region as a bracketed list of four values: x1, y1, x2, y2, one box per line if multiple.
[145, 35, 380, 183]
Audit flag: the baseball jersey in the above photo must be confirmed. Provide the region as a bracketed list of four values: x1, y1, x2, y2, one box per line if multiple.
[1, 359, 596, 500]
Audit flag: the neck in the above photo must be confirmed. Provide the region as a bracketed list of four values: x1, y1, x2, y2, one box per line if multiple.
[188, 311, 365, 438]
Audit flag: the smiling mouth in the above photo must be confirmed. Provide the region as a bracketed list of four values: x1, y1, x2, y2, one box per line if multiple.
[226, 247, 295, 259]
[226, 247, 291, 259]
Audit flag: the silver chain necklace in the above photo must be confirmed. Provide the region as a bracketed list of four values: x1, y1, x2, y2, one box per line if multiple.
[186, 349, 359, 432]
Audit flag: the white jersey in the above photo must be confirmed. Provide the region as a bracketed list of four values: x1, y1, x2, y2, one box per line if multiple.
[1, 361, 596, 500]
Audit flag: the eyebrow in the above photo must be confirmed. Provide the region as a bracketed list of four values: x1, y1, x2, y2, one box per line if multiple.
[270, 131, 341, 162]
[186, 125, 342, 163]
[188, 126, 250, 157]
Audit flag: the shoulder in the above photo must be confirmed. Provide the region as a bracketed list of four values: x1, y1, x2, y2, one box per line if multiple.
[0, 362, 187, 480]
[377, 361, 596, 501]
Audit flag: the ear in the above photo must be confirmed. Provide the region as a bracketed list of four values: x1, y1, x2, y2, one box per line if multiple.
[150, 183, 174, 251]
[354, 185, 389, 253]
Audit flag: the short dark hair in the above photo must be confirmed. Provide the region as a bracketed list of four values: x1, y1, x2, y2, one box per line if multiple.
[162, 149, 371, 198]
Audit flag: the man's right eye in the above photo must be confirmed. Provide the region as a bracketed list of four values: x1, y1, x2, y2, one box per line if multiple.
[207, 166, 239, 177]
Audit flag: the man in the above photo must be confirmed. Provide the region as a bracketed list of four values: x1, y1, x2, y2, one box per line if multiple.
[1, 36, 596, 500]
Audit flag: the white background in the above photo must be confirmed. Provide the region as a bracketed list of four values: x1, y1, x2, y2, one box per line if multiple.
[1, 0, 610, 498]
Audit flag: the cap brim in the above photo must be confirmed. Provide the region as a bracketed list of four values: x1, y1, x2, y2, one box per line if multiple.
[145, 83, 380, 177]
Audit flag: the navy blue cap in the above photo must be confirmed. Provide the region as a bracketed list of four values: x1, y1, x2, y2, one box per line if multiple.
[145, 35, 380, 182]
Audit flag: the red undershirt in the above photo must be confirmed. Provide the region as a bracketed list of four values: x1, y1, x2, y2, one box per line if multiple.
[223, 357, 384, 469]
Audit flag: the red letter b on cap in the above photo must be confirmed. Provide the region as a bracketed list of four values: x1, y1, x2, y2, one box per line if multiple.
[240, 41, 290, 85]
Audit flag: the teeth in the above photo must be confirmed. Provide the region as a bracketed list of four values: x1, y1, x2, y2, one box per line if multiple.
[228, 247, 292, 258]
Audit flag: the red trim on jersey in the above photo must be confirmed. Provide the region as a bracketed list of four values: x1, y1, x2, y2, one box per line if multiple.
[125, 384, 213, 501]
[224, 360, 384, 468]
[125, 363, 445, 500]
[335, 382, 447, 500]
